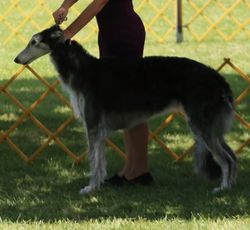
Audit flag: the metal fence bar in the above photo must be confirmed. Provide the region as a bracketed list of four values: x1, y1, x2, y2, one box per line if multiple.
[176, 0, 183, 43]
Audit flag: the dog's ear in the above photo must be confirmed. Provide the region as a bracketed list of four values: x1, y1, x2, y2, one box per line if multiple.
[51, 30, 63, 39]
[50, 25, 65, 41]
[51, 24, 62, 31]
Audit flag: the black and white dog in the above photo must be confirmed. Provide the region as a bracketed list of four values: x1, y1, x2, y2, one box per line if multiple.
[15, 25, 236, 195]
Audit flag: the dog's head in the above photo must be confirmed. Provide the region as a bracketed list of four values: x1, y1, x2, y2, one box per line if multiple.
[14, 25, 65, 65]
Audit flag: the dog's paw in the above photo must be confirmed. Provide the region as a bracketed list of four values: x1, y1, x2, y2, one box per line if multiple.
[230, 176, 237, 186]
[212, 185, 231, 194]
[79, 185, 94, 196]
[212, 187, 223, 194]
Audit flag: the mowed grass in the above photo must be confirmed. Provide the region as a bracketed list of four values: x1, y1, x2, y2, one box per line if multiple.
[0, 0, 250, 229]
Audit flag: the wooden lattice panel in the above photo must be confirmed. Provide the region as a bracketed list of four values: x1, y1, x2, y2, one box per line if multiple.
[185, 0, 250, 41]
[0, 59, 249, 163]
[0, 0, 249, 45]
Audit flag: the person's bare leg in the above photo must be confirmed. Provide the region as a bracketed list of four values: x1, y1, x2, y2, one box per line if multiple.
[119, 122, 149, 180]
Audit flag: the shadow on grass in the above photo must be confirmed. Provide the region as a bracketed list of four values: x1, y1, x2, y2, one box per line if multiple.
[0, 73, 249, 221]
[0, 148, 250, 222]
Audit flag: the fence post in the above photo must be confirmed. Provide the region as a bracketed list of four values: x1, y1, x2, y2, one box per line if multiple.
[176, 0, 183, 43]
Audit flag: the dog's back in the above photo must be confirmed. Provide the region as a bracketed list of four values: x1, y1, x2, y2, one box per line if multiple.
[81, 55, 233, 116]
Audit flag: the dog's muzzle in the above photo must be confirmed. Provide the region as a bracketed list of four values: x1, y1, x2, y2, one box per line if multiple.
[14, 57, 22, 64]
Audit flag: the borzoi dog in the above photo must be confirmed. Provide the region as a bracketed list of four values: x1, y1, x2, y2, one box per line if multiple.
[15, 25, 236, 195]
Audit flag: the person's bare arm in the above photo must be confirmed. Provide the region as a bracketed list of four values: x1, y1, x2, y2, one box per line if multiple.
[63, 0, 109, 39]
[61, 0, 79, 9]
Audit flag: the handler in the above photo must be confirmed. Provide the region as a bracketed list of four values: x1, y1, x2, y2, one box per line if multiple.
[53, 0, 153, 186]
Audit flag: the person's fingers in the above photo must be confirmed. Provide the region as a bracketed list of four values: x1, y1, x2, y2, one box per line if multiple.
[53, 11, 60, 24]
[56, 16, 67, 25]
[52, 8, 68, 24]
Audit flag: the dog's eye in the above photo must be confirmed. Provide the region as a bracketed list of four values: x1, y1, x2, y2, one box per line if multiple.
[31, 40, 37, 45]
[30, 39, 40, 46]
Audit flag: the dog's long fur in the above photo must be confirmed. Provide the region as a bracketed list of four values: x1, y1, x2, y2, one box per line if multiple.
[15, 26, 237, 194]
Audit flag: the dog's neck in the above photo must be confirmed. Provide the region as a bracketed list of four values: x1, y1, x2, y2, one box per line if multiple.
[50, 40, 95, 89]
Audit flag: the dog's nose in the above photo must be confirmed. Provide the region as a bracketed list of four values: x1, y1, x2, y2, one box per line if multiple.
[14, 57, 20, 64]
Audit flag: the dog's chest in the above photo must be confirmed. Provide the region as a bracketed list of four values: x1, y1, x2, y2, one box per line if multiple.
[59, 78, 85, 120]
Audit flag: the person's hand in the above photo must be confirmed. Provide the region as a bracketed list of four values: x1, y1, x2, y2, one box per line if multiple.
[53, 7, 68, 25]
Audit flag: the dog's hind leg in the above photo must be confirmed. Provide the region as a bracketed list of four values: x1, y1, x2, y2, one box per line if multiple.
[189, 123, 236, 193]
[79, 125, 108, 195]
[204, 137, 231, 192]
[193, 135, 221, 180]
[189, 99, 236, 192]
[198, 130, 236, 193]
[203, 109, 236, 192]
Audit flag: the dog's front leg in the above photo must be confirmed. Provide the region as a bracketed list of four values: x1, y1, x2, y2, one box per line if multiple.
[79, 128, 107, 195]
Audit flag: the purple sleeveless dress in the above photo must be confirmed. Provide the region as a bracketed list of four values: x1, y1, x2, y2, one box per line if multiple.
[96, 0, 145, 58]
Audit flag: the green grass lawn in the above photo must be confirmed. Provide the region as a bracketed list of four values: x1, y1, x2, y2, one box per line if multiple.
[0, 0, 250, 229]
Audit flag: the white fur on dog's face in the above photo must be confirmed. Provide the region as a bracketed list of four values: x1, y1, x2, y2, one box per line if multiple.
[14, 34, 50, 65]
